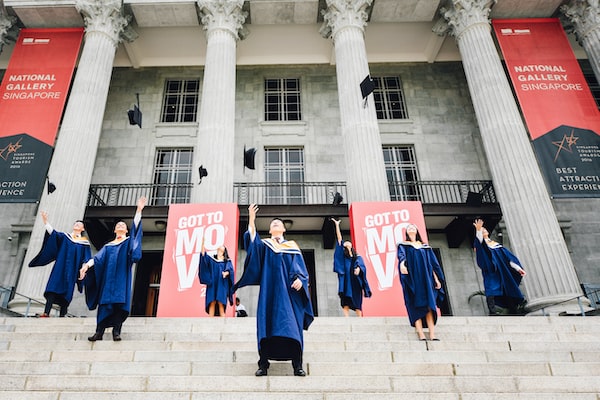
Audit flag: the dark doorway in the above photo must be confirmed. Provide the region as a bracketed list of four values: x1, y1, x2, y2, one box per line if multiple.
[433, 248, 452, 316]
[301, 249, 318, 317]
[132, 251, 163, 317]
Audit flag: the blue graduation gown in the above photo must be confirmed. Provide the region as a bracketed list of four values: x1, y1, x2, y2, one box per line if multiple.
[199, 253, 235, 314]
[82, 220, 142, 326]
[473, 237, 524, 305]
[29, 230, 91, 305]
[397, 242, 445, 326]
[234, 231, 314, 362]
[333, 242, 372, 311]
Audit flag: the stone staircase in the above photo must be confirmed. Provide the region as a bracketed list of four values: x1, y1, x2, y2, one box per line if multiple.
[1, 315, 599, 399]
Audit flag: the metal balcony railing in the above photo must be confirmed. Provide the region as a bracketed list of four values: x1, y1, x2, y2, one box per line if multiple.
[234, 182, 348, 205]
[87, 183, 193, 207]
[388, 180, 497, 204]
[87, 180, 496, 207]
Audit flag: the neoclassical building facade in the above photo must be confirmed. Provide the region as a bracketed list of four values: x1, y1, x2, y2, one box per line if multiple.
[0, 0, 598, 317]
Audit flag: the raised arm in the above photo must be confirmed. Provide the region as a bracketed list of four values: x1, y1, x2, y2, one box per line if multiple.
[133, 196, 147, 227]
[473, 218, 484, 242]
[332, 218, 342, 244]
[40, 211, 53, 234]
[248, 204, 258, 240]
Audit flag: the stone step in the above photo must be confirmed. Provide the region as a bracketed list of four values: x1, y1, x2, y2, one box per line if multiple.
[0, 316, 599, 397]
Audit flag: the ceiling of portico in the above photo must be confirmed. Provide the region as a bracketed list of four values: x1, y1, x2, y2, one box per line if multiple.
[0, 0, 582, 69]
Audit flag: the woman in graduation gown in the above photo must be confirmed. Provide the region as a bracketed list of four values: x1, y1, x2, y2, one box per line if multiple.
[199, 242, 234, 317]
[473, 218, 526, 315]
[331, 218, 371, 317]
[397, 224, 444, 341]
[29, 211, 91, 317]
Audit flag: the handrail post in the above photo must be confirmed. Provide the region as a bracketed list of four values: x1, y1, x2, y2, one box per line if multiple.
[25, 298, 32, 318]
[577, 296, 585, 317]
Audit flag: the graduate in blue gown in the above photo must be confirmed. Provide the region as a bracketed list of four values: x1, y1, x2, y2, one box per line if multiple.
[79, 196, 146, 342]
[29, 211, 91, 317]
[332, 218, 371, 317]
[397, 224, 444, 341]
[234, 204, 314, 377]
[473, 219, 526, 315]
[199, 242, 234, 317]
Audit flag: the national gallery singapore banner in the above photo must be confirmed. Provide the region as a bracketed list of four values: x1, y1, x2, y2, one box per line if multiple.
[493, 18, 600, 198]
[0, 28, 83, 203]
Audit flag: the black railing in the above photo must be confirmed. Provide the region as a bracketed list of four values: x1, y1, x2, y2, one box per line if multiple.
[88, 183, 194, 207]
[87, 180, 496, 207]
[388, 180, 497, 204]
[234, 182, 348, 205]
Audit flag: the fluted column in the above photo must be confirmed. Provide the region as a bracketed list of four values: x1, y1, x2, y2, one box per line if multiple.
[562, 0, 600, 84]
[438, 0, 583, 312]
[13, 0, 130, 314]
[321, 0, 389, 202]
[192, 0, 247, 203]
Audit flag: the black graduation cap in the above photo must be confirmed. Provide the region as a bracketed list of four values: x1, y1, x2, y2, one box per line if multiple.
[332, 192, 343, 205]
[127, 104, 142, 128]
[198, 165, 208, 184]
[360, 75, 375, 99]
[47, 180, 56, 194]
[244, 145, 256, 170]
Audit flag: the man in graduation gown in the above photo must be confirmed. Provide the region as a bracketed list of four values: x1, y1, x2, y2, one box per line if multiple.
[79, 196, 146, 341]
[234, 204, 314, 377]
[473, 219, 527, 315]
[28, 211, 92, 317]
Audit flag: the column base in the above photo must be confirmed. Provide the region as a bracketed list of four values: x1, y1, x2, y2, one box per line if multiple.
[7, 298, 47, 317]
[525, 295, 592, 316]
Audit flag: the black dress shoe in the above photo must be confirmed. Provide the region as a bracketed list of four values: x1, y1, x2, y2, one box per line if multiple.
[112, 333, 122, 341]
[294, 368, 306, 377]
[87, 333, 103, 342]
[255, 368, 268, 376]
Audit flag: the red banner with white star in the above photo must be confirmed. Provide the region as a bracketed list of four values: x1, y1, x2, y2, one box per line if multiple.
[493, 18, 600, 197]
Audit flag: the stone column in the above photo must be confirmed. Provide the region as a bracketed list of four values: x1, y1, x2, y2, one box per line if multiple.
[562, 0, 600, 84]
[191, 0, 247, 203]
[13, 0, 130, 315]
[437, 0, 584, 312]
[320, 0, 390, 202]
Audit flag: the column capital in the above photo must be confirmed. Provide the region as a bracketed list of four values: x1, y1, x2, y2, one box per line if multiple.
[76, 0, 131, 46]
[437, 0, 496, 40]
[0, 10, 17, 52]
[197, 0, 248, 41]
[561, 0, 600, 45]
[320, 0, 372, 40]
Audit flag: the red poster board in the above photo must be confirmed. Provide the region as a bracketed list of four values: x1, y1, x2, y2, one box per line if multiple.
[349, 201, 427, 316]
[156, 203, 239, 317]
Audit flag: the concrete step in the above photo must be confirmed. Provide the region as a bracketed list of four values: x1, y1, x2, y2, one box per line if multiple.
[0, 316, 599, 397]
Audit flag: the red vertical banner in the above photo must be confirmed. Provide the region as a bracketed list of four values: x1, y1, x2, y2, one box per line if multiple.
[0, 28, 84, 203]
[493, 19, 600, 197]
[349, 202, 427, 316]
[156, 203, 239, 317]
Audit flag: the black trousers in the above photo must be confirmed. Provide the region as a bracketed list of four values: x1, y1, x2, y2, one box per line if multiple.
[95, 313, 124, 335]
[258, 348, 303, 371]
[44, 293, 68, 317]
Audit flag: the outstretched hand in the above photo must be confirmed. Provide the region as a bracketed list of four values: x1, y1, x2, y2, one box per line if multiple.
[473, 219, 484, 231]
[137, 196, 147, 212]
